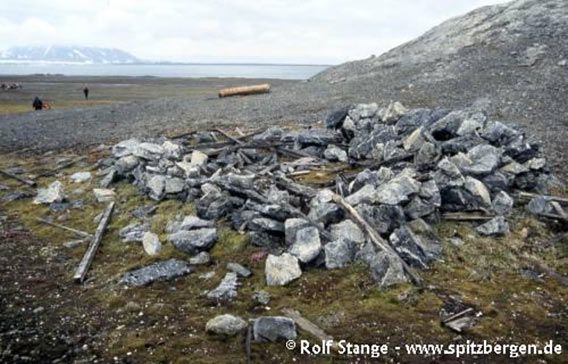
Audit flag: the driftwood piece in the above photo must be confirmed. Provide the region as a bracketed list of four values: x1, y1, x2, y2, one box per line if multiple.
[331, 193, 423, 286]
[282, 308, 335, 346]
[523, 255, 568, 287]
[245, 320, 253, 364]
[441, 213, 495, 221]
[274, 176, 317, 199]
[73, 201, 115, 283]
[0, 169, 36, 187]
[36, 218, 93, 239]
[215, 128, 245, 145]
[442, 307, 474, 324]
[517, 192, 568, 204]
[218, 84, 270, 98]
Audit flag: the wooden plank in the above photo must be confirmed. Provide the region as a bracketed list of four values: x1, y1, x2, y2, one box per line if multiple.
[0, 169, 36, 187]
[215, 128, 245, 145]
[517, 192, 568, 204]
[73, 201, 115, 283]
[282, 308, 335, 345]
[218, 84, 270, 98]
[36, 218, 93, 239]
[442, 213, 495, 221]
[331, 193, 423, 286]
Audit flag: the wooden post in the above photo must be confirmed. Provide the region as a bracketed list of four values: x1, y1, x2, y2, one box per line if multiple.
[73, 201, 115, 283]
[36, 218, 93, 239]
[0, 169, 36, 187]
[218, 84, 270, 98]
[331, 193, 423, 286]
[282, 308, 336, 347]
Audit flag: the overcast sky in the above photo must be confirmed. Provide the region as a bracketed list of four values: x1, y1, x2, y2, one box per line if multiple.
[0, 0, 508, 64]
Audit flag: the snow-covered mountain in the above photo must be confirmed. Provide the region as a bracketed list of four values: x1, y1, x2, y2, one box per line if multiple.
[0, 46, 139, 64]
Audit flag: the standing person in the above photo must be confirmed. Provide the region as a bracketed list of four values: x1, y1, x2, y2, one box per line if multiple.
[83, 86, 89, 100]
[32, 96, 43, 111]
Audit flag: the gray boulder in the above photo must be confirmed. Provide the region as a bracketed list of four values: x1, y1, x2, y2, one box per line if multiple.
[325, 238, 357, 269]
[206, 314, 247, 336]
[253, 316, 297, 342]
[297, 129, 340, 146]
[289, 227, 322, 263]
[142, 232, 161, 256]
[375, 175, 421, 205]
[493, 191, 514, 215]
[227, 262, 252, 278]
[476, 216, 509, 236]
[169, 228, 218, 254]
[180, 215, 215, 230]
[34, 181, 65, 205]
[307, 189, 343, 225]
[323, 144, 348, 162]
[345, 184, 376, 206]
[265, 253, 302, 286]
[147, 175, 166, 200]
[390, 225, 441, 268]
[119, 222, 149, 242]
[134, 142, 164, 161]
[465, 144, 501, 176]
[119, 259, 192, 287]
[369, 252, 409, 287]
[356, 203, 405, 235]
[249, 217, 285, 234]
[114, 155, 139, 175]
[284, 218, 311, 246]
[189, 251, 212, 265]
[329, 219, 365, 244]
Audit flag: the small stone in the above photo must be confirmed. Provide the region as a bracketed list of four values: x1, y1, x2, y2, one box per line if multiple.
[147, 175, 166, 200]
[476, 216, 509, 236]
[265, 253, 302, 286]
[253, 316, 297, 342]
[34, 181, 65, 204]
[253, 291, 271, 305]
[189, 251, 212, 265]
[69, 172, 92, 183]
[329, 220, 365, 244]
[206, 314, 247, 336]
[93, 188, 115, 203]
[142, 232, 161, 256]
[369, 251, 409, 287]
[227, 262, 252, 278]
[119, 222, 149, 242]
[190, 150, 208, 167]
[207, 272, 238, 301]
[323, 144, 348, 162]
[345, 184, 376, 206]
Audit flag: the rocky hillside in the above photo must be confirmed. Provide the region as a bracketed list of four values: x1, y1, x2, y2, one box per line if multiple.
[312, 0, 568, 177]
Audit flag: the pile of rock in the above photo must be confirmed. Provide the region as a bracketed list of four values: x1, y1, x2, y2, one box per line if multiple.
[101, 101, 553, 288]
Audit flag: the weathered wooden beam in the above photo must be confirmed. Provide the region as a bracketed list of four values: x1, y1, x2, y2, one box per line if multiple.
[282, 308, 335, 346]
[0, 169, 36, 187]
[517, 192, 568, 204]
[331, 193, 423, 286]
[36, 217, 93, 239]
[441, 213, 495, 221]
[218, 83, 270, 98]
[215, 128, 245, 145]
[442, 307, 474, 324]
[73, 201, 115, 283]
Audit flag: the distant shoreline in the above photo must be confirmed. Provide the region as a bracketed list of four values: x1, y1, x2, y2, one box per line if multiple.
[0, 60, 333, 67]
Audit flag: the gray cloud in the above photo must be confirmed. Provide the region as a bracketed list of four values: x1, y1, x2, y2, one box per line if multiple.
[0, 0, 507, 64]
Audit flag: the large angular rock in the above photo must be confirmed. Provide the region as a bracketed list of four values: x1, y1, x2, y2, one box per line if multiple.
[164, 177, 185, 195]
[207, 272, 238, 301]
[390, 225, 441, 268]
[463, 176, 492, 208]
[348, 125, 397, 159]
[325, 238, 357, 269]
[249, 217, 285, 234]
[169, 228, 218, 254]
[265, 253, 302, 286]
[329, 220, 365, 244]
[375, 175, 421, 205]
[464, 144, 501, 176]
[227, 262, 252, 278]
[481, 121, 520, 146]
[369, 252, 409, 287]
[325, 105, 350, 129]
[308, 189, 343, 225]
[284, 218, 311, 246]
[206, 314, 247, 336]
[189, 150, 209, 167]
[348, 103, 379, 121]
[162, 140, 183, 160]
[114, 155, 139, 175]
[356, 203, 405, 235]
[34, 181, 65, 204]
[189, 251, 211, 265]
[142, 232, 161, 256]
[147, 175, 166, 200]
[297, 129, 340, 146]
[289, 227, 322, 263]
[119, 259, 192, 287]
[433, 158, 465, 190]
[323, 144, 348, 162]
[345, 184, 376, 206]
[476, 216, 509, 236]
[112, 138, 140, 158]
[180, 215, 215, 230]
[381, 101, 407, 124]
[403, 127, 425, 152]
[134, 142, 164, 161]
[253, 316, 297, 342]
[492, 191, 514, 216]
[196, 192, 234, 220]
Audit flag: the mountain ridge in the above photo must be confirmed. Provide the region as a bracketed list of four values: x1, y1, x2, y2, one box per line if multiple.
[0, 45, 139, 64]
